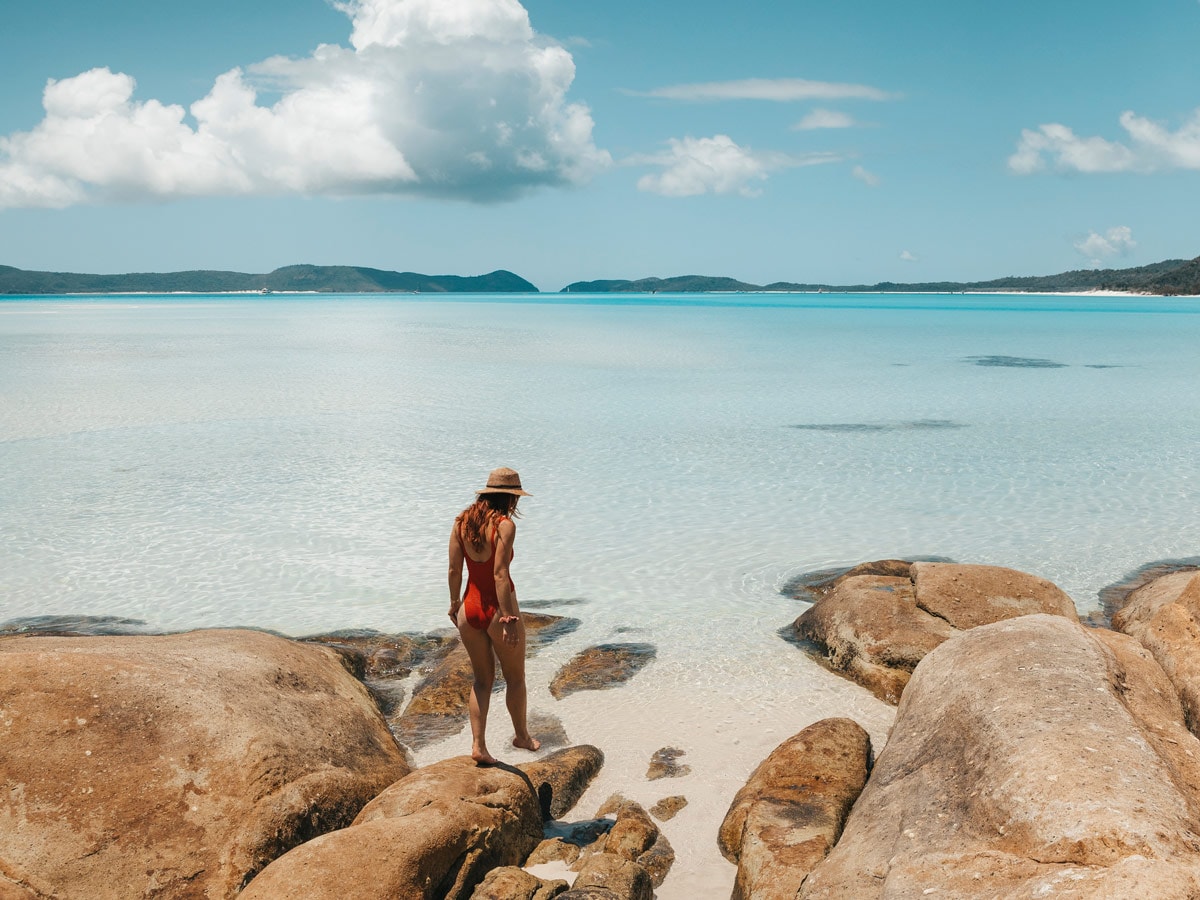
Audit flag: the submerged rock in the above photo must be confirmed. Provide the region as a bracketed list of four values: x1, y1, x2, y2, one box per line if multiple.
[649, 795, 687, 821]
[0, 629, 410, 900]
[799, 615, 1200, 898]
[789, 561, 1079, 703]
[549, 643, 656, 699]
[719, 717, 871, 900]
[300, 628, 456, 680]
[1100, 557, 1200, 622]
[241, 756, 542, 900]
[646, 746, 691, 780]
[1112, 570, 1200, 734]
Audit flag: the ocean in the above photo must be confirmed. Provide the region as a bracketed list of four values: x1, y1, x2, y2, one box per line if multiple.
[3, 291, 1199, 894]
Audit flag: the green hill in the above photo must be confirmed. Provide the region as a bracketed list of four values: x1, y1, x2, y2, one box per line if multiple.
[0, 265, 538, 294]
[562, 256, 1200, 296]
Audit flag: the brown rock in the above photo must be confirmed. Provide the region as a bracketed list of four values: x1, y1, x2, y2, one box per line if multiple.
[576, 799, 673, 888]
[568, 854, 653, 900]
[527, 837, 583, 866]
[636, 831, 675, 889]
[469, 866, 568, 899]
[646, 746, 691, 780]
[649, 795, 687, 821]
[396, 613, 573, 749]
[718, 717, 871, 900]
[519, 744, 605, 820]
[800, 615, 1200, 899]
[791, 561, 1079, 704]
[300, 628, 456, 680]
[527, 818, 614, 866]
[241, 756, 542, 900]
[549, 643, 656, 700]
[1100, 558, 1200, 622]
[911, 561, 1079, 629]
[780, 559, 917, 602]
[792, 573, 953, 703]
[0, 629, 410, 900]
[1113, 571, 1200, 733]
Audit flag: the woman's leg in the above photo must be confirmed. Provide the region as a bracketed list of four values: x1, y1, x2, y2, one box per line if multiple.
[457, 611, 498, 764]
[489, 617, 540, 751]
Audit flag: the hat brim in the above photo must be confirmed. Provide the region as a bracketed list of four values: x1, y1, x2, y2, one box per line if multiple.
[475, 487, 531, 497]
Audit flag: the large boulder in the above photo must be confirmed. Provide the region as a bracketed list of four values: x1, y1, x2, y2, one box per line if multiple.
[718, 717, 871, 900]
[790, 561, 1078, 703]
[0, 629, 410, 900]
[519, 744, 605, 820]
[1112, 570, 1200, 733]
[240, 756, 542, 899]
[469, 866, 568, 899]
[800, 615, 1200, 898]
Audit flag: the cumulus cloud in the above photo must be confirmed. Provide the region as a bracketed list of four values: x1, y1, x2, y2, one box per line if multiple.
[1074, 226, 1136, 266]
[635, 78, 893, 102]
[793, 109, 857, 130]
[1009, 109, 1200, 174]
[899, 250, 918, 262]
[631, 134, 838, 198]
[0, 0, 609, 208]
[851, 165, 880, 186]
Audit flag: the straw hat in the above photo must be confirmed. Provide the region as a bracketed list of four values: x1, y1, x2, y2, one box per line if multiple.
[476, 467, 531, 496]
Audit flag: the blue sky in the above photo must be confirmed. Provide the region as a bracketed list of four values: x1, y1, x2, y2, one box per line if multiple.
[0, 0, 1197, 291]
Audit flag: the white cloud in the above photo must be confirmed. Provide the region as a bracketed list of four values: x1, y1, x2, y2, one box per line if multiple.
[636, 78, 894, 103]
[851, 165, 880, 186]
[899, 250, 917, 262]
[793, 109, 857, 130]
[1074, 226, 1136, 266]
[0, 0, 610, 208]
[1009, 109, 1200, 174]
[632, 135, 838, 198]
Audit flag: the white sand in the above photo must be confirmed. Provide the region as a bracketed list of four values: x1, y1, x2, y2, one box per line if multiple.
[412, 640, 896, 896]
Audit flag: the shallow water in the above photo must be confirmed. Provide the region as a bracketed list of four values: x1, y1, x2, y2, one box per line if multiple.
[3, 291, 1199, 894]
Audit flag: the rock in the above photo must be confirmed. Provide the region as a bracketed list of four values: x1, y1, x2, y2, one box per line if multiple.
[567, 854, 653, 900]
[1112, 571, 1200, 733]
[799, 615, 1200, 898]
[469, 866, 568, 899]
[1099, 558, 1200, 622]
[718, 717, 871, 900]
[576, 799, 673, 888]
[528, 837, 583, 866]
[396, 613, 573, 750]
[910, 561, 1079, 629]
[636, 831, 675, 889]
[549, 643, 656, 699]
[781, 559, 919, 602]
[528, 818, 614, 866]
[0, 629, 410, 900]
[646, 746, 690, 780]
[649, 795, 687, 821]
[300, 628, 457, 680]
[241, 756, 542, 900]
[790, 561, 1079, 704]
[527, 710, 571, 751]
[519, 745, 605, 820]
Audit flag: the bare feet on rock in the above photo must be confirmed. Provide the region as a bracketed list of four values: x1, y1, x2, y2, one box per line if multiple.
[513, 734, 541, 752]
[472, 746, 499, 765]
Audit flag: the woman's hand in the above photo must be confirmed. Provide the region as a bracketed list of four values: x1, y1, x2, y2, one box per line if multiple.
[448, 601, 461, 625]
[501, 619, 519, 646]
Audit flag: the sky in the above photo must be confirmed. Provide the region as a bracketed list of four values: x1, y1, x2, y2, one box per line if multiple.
[0, 0, 1197, 291]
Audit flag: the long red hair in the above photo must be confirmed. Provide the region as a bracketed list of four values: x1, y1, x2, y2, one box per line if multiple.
[458, 493, 520, 551]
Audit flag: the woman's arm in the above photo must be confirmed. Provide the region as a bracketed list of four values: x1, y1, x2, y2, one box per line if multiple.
[447, 523, 464, 624]
[493, 518, 520, 645]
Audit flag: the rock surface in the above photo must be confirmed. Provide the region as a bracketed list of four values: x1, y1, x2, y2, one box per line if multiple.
[646, 746, 691, 780]
[1112, 570, 1200, 733]
[1099, 558, 1200, 622]
[791, 561, 1079, 703]
[469, 866, 567, 899]
[799, 615, 1200, 898]
[574, 798, 674, 889]
[649, 795, 687, 821]
[519, 744, 606, 820]
[549, 643, 656, 699]
[0, 629, 410, 900]
[240, 756, 542, 900]
[719, 717, 871, 900]
[565, 853, 653, 900]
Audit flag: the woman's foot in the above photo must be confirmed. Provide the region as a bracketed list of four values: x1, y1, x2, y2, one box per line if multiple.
[513, 733, 541, 752]
[472, 745, 499, 765]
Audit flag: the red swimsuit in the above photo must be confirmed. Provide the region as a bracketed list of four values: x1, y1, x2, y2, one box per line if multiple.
[458, 516, 514, 630]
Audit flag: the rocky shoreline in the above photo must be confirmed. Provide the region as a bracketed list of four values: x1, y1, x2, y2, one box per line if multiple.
[3, 558, 1200, 898]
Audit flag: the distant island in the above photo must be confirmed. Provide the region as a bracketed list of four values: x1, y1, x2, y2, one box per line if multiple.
[0, 264, 537, 295]
[2, 255, 1199, 296]
[562, 255, 1200, 297]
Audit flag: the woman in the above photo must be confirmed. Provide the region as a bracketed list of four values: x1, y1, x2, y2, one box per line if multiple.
[448, 467, 541, 764]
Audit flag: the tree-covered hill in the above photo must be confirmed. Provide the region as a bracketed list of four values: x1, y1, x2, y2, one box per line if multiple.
[563, 256, 1200, 296]
[0, 265, 538, 294]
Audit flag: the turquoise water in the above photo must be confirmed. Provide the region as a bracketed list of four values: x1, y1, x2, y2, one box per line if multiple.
[2, 292, 1199, 656]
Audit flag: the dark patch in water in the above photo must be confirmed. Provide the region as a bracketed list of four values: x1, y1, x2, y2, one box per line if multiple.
[790, 420, 967, 434]
[965, 355, 1068, 368]
[1098, 558, 1200, 623]
[526, 615, 582, 651]
[0, 615, 158, 637]
[522, 597, 589, 609]
[781, 556, 955, 602]
[1084, 364, 1125, 369]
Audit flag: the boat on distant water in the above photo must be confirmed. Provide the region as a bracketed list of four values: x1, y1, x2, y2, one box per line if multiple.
[259, 288, 272, 294]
